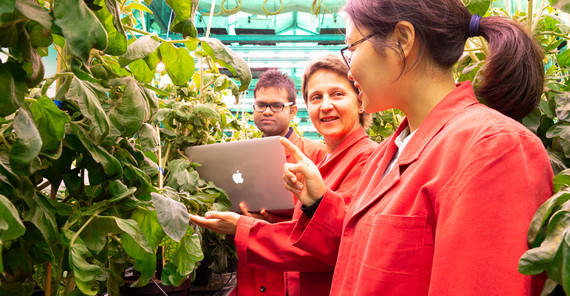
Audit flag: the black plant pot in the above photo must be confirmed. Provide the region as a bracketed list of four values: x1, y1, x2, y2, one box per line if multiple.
[119, 277, 191, 296]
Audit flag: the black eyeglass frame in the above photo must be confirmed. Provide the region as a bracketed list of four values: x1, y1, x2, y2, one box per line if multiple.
[340, 33, 378, 67]
[252, 102, 294, 112]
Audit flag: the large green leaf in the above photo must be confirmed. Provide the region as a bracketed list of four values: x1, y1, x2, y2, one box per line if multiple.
[137, 123, 159, 152]
[118, 35, 160, 68]
[64, 229, 104, 295]
[462, 0, 491, 16]
[519, 210, 570, 293]
[166, 159, 198, 192]
[53, 0, 107, 63]
[0, 62, 27, 117]
[93, 0, 127, 56]
[80, 218, 109, 255]
[549, 0, 570, 13]
[71, 123, 122, 179]
[527, 190, 570, 247]
[201, 38, 251, 91]
[164, 0, 195, 37]
[553, 169, 570, 193]
[128, 58, 155, 83]
[21, 189, 59, 243]
[124, 163, 154, 200]
[131, 208, 165, 249]
[194, 103, 220, 122]
[158, 43, 194, 86]
[19, 29, 45, 87]
[0, 194, 25, 244]
[28, 96, 70, 154]
[554, 92, 570, 122]
[66, 77, 110, 143]
[108, 179, 137, 203]
[0, 0, 15, 19]
[109, 78, 149, 137]
[116, 217, 155, 287]
[161, 230, 203, 286]
[9, 108, 42, 175]
[14, 0, 52, 29]
[547, 124, 570, 158]
[151, 192, 190, 242]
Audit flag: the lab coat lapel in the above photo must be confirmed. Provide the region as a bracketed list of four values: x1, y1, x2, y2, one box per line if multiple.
[348, 81, 479, 219]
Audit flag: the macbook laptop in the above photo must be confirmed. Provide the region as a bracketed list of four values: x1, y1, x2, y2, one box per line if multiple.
[184, 136, 294, 214]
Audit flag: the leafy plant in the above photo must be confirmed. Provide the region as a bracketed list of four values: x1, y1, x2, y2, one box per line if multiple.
[0, 0, 251, 295]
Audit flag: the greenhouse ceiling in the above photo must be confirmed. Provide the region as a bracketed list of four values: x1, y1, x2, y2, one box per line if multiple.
[147, 0, 349, 45]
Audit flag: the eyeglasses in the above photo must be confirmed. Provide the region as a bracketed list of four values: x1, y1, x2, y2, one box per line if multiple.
[340, 33, 378, 68]
[253, 102, 294, 112]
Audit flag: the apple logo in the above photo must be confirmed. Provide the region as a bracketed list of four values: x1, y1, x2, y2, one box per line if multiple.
[232, 170, 244, 184]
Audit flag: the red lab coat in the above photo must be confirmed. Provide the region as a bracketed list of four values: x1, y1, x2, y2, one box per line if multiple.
[291, 82, 553, 296]
[235, 128, 377, 296]
[231, 128, 329, 296]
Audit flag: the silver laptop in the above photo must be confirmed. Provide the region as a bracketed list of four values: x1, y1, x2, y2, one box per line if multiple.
[184, 136, 294, 214]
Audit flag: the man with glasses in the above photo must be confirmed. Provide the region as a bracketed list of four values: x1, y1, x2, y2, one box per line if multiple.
[230, 69, 327, 296]
[252, 69, 327, 165]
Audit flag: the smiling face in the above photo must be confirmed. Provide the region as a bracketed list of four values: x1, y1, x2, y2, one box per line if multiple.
[344, 20, 403, 114]
[306, 69, 361, 151]
[253, 87, 297, 137]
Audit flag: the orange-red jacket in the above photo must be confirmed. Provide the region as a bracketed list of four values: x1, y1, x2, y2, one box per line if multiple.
[234, 128, 377, 296]
[291, 82, 553, 295]
[231, 128, 329, 296]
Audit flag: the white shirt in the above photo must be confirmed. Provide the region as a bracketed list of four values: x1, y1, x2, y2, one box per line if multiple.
[382, 127, 416, 179]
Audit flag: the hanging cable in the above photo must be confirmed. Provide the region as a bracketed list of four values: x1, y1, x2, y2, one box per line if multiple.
[262, 0, 283, 15]
[221, 0, 242, 15]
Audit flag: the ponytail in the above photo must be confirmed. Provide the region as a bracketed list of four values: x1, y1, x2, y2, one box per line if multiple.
[476, 17, 544, 121]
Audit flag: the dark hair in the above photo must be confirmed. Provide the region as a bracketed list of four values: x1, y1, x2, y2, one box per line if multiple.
[253, 69, 297, 105]
[302, 53, 371, 128]
[344, 0, 544, 121]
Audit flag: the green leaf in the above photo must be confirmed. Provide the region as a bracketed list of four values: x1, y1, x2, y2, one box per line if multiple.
[166, 159, 197, 192]
[9, 108, 42, 175]
[137, 123, 159, 152]
[194, 103, 220, 122]
[122, 233, 156, 287]
[22, 190, 59, 244]
[553, 169, 570, 193]
[131, 208, 165, 249]
[71, 123, 122, 179]
[0, 62, 27, 117]
[123, 2, 152, 14]
[27, 21, 53, 47]
[151, 192, 190, 242]
[128, 58, 155, 83]
[53, 0, 107, 63]
[161, 230, 203, 286]
[109, 78, 149, 137]
[93, 0, 127, 56]
[80, 218, 109, 255]
[28, 96, 70, 154]
[0, 194, 25, 243]
[19, 29, 45, 87]
[554, 92, 570, 122]
[549, 0, 570, 14]
[0, 0, 15, 19]
[462, 0, 490, 16]
[65, 229, 104, 295]
[113, 217, 153, 254]
[108, 180, 137, 203]
[527, 190, 570, 247]
[119, 35, 160, 68]
[15, 0, 52, 29]
[66, 77, 110, 143]
[158, 43, 194, 86]
[171, 19, 197, 39]
[124, 163, 154, 200]
[547, 124, 570, 158]
[200, 38, 251, 91]
[0, 21, 19, 48]
[164, 0, 195, 36]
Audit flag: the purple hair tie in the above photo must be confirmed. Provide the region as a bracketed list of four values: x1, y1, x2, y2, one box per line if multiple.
[467, 14, 482, 37]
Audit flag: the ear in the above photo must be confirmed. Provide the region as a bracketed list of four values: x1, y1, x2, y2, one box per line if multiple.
[290, 104, 298, 118]
[393, 21, 416, 59]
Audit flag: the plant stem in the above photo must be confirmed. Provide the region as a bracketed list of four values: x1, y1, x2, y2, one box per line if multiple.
[69, 211, 103, 246]
[527, 0, 534, 32]
[531, 0, 548, 33]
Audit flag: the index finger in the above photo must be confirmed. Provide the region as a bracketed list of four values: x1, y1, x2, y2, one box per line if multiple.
[280, 137, 310, 163]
